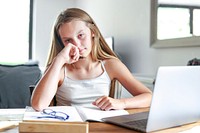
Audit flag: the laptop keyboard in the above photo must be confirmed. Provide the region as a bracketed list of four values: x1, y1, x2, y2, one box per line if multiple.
[123, 119, 148, 130]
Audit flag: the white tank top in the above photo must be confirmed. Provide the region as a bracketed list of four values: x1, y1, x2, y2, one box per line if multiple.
[56, 61, 111, 107]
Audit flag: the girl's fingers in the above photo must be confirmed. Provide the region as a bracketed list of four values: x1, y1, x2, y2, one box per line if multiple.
[69, 46, 80, 63]
[93, 96, 111, 110]
[93, 96, 105, 105]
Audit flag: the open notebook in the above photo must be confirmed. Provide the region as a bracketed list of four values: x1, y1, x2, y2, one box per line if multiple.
[102, 66, 200, 132]
[23, 106, 128, 122]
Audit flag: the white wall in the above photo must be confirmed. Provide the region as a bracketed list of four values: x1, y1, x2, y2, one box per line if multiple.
[33, 0, 75, 67]
[33, 0, 200, 76]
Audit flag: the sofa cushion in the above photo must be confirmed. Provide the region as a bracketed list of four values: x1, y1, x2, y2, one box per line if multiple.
[0, 63, 41, 108]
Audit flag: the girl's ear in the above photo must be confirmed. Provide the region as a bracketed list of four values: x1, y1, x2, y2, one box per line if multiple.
[91, 29, 95, 37]
[92, 33, 95, 37]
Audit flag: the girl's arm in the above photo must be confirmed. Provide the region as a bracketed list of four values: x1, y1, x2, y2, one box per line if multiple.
[93, 58, 152, 110]
[31, 44, 80, 111]
[31, 56, 65, 111]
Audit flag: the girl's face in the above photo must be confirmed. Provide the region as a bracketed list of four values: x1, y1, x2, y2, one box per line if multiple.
[58, 20, 93, 58]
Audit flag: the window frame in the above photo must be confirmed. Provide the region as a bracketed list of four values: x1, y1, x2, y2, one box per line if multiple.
[150, 0, 200, 48]
[29, 0, 34, 60]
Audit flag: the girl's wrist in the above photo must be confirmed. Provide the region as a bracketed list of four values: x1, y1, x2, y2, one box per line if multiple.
[120, 99, 127, 109]
[52, 55, 67, 69]
[56, 54, 69, 64]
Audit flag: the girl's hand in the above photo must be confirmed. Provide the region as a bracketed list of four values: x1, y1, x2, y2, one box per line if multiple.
[92, 96, 126, 111]
[58, 43, 80, 64]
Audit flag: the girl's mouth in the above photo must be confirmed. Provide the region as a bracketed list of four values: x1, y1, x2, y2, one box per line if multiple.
[79, 56, 84, 59]
[79, 48, 86, 54]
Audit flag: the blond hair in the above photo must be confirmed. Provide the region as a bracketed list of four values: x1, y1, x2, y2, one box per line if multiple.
[46, 8, 118, 67]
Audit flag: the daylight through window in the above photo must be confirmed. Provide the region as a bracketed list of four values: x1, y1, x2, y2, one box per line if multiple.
[157, 0, 200, 40]
[0, 0, 30, 64]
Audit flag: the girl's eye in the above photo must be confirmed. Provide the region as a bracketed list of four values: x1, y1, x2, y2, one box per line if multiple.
[78, 33, 85, 39]
[64, 39, 71, 44]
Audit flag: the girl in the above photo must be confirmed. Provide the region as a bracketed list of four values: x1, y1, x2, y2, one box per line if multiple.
[31, 8, 152, 111]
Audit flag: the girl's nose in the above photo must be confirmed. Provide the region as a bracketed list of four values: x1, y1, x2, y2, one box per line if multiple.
[73, 39, 81, 47]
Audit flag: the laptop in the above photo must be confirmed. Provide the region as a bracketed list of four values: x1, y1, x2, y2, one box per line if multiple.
[102, 66, 200, 132]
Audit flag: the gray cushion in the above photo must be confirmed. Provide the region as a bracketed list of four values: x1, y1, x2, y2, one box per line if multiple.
[0, 63, 41, 108]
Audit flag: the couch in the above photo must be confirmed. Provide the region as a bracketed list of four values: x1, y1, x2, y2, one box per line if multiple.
[0, 62, 41, 108]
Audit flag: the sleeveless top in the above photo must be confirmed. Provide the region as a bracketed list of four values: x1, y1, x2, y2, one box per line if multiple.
[56, 61, 111, 107]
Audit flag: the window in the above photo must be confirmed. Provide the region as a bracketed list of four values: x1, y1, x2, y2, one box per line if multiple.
[150, 0, 200, 48]
[0, 0, 32, 64]
[157, 0, 200, 40]
[193, 9, 200, 36]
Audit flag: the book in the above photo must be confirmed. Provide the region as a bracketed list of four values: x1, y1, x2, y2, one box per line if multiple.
[23, 105, 129, 122]
[76, 106, 129, 122]
[0, 121, 19, 131]
[20, 106, 128, 133]
[0, 108, 25, 121]
[0, 108, 25, 131]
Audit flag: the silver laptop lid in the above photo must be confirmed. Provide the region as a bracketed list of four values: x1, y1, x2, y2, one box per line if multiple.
[147, 66, 200, 132]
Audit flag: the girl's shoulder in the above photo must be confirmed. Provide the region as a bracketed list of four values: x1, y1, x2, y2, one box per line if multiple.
[103, 58, 122, 66]
[102, 58, 124, 79]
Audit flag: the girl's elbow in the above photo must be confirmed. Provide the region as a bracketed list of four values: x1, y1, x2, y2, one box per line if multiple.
[31, 98, 45, 111]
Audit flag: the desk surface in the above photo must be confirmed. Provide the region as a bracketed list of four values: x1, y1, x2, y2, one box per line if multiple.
[1, 108, 200, 133]
[89, 108, 200, 133]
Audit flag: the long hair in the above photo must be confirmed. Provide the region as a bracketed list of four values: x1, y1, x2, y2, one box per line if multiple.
[46, 8, 118, 67]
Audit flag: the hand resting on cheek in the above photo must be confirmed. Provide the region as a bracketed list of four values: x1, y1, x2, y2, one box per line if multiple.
[58, 43, 80, 64]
